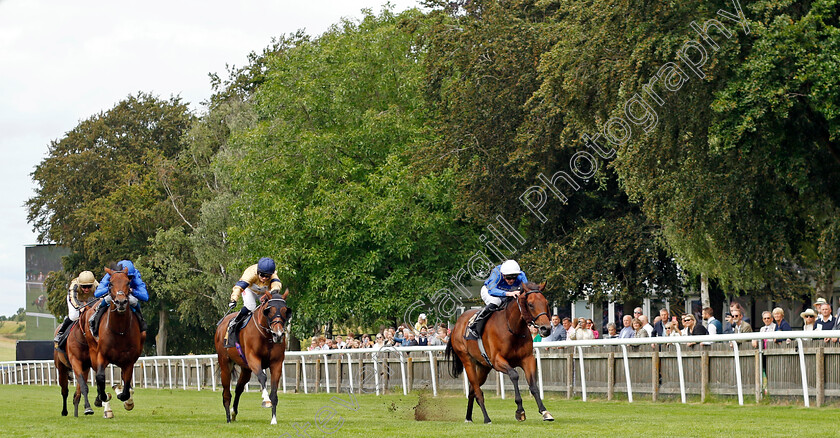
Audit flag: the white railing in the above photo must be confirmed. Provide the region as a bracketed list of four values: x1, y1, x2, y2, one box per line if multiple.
[3, 330, 840, 407]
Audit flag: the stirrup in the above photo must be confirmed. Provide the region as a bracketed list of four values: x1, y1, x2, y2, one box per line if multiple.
[465, 326, 480, 340]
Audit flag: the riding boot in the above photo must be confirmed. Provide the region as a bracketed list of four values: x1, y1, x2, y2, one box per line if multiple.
[466, 303, 500, 340]
[133, 306, 148, 332]
[54, 317, 72, 344]
[225, 308, 251, 348]
[89, 305, 108, 336]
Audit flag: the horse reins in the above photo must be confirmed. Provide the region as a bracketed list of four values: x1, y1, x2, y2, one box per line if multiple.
[507, 290, 548, 338]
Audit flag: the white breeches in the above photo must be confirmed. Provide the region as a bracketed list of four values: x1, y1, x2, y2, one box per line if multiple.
[480, 286, 503, 306]
[67, 297, 81, 321]
[242, 288, 260, 311]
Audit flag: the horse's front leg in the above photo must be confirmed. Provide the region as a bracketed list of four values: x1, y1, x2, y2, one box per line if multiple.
[94, 360, 113, 418]
[117, 363, 135, 411]
[255, 367, 272, 408]
[268, 360, 283, 424]
[521, 355, 553, 421]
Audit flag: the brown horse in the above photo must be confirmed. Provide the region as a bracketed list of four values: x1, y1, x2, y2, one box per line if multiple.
[80, 267, 146, 418]
[54, 318, 96, 417]
[214, 290, 291, 424]
[445, 281, 554, 423]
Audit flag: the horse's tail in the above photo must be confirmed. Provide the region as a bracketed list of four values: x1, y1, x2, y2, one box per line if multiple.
[444, 338, 463, 378]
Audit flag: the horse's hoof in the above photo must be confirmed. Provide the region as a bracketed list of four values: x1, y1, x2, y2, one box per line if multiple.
[540, 411, 554, 421]
[85, 408, 94, 415]
[262, 401, 272, 408]
[104, 410, 114, 419]
[516, 411, 526, 421]
[124, 399, 134, 411]
[231, 412, 237, 422]
[484, 420, 492, 424]
[94, 398, 102, 407]
[117, 392, 129, 402]
[465, 420, 472, 423]
[61, 411, 68, 417]
[270, 416, 277, 425]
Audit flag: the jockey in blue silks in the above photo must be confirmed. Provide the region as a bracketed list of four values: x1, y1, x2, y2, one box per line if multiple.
[88, 260, 149, 335]
[465, 260, 528, 340]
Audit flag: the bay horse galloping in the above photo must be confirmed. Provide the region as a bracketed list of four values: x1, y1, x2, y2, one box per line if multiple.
[81, 267, 146, 417]
[445, 281, 555, 424]
[54, 320, 95, 417]
[214, 290, 291, 424]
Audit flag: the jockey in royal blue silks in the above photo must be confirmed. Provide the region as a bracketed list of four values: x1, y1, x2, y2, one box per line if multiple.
[465, 260, 528, 340]
[88, 260, 149, 335]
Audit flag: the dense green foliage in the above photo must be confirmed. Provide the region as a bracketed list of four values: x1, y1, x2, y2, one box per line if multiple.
[27, 2, 840, 352]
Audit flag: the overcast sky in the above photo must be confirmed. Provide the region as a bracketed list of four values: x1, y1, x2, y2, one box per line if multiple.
[0, 0, 421, 317]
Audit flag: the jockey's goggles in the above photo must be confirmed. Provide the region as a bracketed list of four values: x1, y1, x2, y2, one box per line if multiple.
[503, 274, 518, 281]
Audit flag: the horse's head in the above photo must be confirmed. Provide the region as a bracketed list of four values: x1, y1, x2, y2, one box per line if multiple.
[518, 282, 551, 337]
[262, 289, 292, 344]
[105, 267, 131, 313]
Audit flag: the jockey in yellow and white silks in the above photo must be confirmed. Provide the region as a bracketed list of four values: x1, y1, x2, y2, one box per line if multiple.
[54, 271, 99, 344]
[225, 257, 283, 347]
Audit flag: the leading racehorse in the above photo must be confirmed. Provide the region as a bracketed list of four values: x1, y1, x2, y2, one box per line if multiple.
[80, 267, 146, 418]
[445, 281, 554, 423]
[214, 290, 291, 424]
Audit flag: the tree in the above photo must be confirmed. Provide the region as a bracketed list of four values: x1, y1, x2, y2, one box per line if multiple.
[419, 0, 684, 303]
[219, 7, 479, 336]
[27, 93, 195, 353]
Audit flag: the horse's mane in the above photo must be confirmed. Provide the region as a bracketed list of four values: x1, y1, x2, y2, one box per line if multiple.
[522, 281, 541, 291]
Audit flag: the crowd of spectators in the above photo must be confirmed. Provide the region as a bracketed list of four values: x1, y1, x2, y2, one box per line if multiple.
[305, 300, 840, 351]
[305, 314, 451, 351]
[536, 301, 840, 346]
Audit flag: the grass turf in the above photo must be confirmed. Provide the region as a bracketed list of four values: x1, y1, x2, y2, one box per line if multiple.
[1, 384, 837, 437]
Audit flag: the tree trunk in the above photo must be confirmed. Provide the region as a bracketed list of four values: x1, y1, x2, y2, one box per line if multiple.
[701, 273, 710, 309]
[156, 308, 168, 356]
[816, 269, 835, 302]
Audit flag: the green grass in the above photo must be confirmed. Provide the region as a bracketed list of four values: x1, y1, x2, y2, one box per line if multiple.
[1, 385, 838, 437]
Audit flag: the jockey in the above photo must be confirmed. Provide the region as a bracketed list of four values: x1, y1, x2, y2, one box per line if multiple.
[226, 257, 283, 348]
[54, 270, 99, 344]
[88, 260, 149, 335]
[465, 260, 528, 340]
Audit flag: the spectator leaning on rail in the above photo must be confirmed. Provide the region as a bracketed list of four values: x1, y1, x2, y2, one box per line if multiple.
[801, 308, 818, 330]
[681, 314, 707, 347]
[702, 307, 722, 335]
[730, 309, 752, 333]
[89, 260, 149, 336]
[55, 270, 99, 345]
[653, 308, 669, 337]
[466, 259, 527, 340]
[543, 315, 566, 342]
[225, 257, 283, 348]
[772, 307, 792, 343]
[619, 314, 635, 338]
[815, 302, 835, 330]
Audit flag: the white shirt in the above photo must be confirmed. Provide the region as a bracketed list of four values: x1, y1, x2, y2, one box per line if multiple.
[706, 317, 719, 335]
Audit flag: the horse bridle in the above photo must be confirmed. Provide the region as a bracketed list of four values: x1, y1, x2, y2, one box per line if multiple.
[517, 290, 548, 327]
[253, 298, 290, 341]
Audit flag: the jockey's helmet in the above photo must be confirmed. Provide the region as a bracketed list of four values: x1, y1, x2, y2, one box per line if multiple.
[78, 271, 96, 286]
[257, 257, 276, 276]
[117, 260, 137, 278]
[500, 260, 521, 276]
